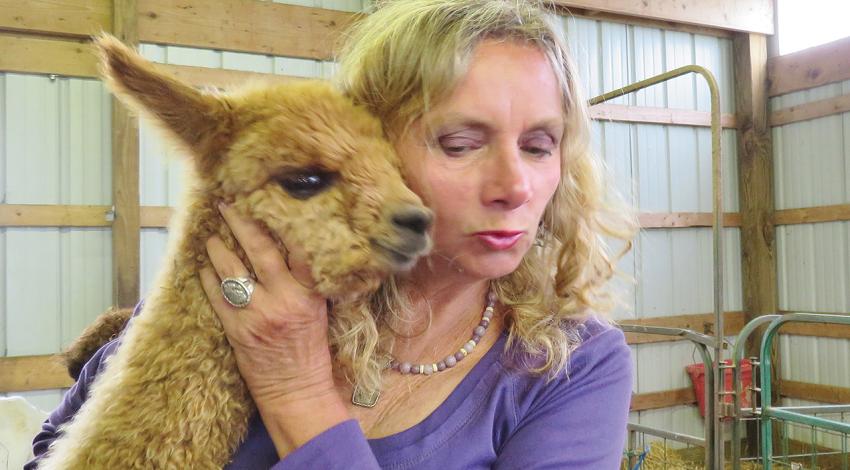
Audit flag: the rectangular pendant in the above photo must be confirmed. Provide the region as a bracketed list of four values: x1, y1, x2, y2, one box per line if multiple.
[351, 385, 380, 408]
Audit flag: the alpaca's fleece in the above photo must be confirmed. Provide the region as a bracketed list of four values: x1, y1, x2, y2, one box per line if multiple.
[38, 33, 431, 469]
[60, 306, 133, 380]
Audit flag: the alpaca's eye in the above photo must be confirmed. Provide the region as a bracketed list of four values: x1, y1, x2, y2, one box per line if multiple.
[278, 170, 334, 200]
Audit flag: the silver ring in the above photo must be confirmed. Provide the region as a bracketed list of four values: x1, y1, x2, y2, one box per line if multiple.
[221, 276, 255, 308]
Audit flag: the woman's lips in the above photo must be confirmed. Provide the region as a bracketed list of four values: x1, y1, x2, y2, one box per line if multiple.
[473, 231, 524, 250]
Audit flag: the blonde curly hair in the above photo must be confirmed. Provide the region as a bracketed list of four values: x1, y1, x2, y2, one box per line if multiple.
[329, 0, 637, 392]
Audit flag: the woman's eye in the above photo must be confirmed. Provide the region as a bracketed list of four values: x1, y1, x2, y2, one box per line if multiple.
[439, 137, 480, 156]
[522, 146, 554, 157]
[521, 135, 556, 158]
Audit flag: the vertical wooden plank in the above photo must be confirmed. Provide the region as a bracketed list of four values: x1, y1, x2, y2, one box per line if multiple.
[733, 31, 776, 458]
[111, 0, 140, 307]
[734, 32, 775, 344]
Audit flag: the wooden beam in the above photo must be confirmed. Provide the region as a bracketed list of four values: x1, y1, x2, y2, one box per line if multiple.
[736, 33, 777, 455]
[552, 0, 774, 34]
[590, 104, 737, 128]
[1, 1, 356, 64]
[768, 36, 850, 97]
[0, 0, 111, 38]
[112, 0, 140, 308]
[774, 204, 850, 225]
[0, 205, 176, 228]
[0, 354, 74, 393]
[631, 387, 696, 411]
[734, 32, 776, 353]
[621, 311, 745, 345]
[781, 323, 850, 340]
[735, 35, 777, 455]
[140, 206, 173, 228]
[136, 0, 358, 61]
[0, 34, 298, 88]
[639, 212, 742, 228]
[770, 94, 850, 127]
[0, 33, 97, 77]
[0, 204, 112, 227]
[779, 380, 850, 405]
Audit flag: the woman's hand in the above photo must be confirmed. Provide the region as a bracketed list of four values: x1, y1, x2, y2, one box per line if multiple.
[199, 203, 350, 456]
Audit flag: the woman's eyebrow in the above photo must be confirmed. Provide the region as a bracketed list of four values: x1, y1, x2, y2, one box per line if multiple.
[526, 117, 564, 132]
[428, 113, 564, 133]
[426, 113, 491, 132]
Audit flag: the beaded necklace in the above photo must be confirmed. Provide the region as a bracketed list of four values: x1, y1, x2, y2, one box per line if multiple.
[351, 289, 496, 408]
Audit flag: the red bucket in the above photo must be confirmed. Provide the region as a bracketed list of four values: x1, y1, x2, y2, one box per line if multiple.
[686, 359, 752, 418]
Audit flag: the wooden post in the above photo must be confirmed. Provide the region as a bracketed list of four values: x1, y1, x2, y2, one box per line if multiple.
[733, 31, 777, 459]
[111, 0, 140, 307]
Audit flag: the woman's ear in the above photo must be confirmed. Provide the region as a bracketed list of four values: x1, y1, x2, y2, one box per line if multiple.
[93, 32, 234, 175]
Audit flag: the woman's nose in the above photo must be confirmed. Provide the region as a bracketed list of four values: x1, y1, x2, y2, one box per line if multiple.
[482, 145, 532, 210]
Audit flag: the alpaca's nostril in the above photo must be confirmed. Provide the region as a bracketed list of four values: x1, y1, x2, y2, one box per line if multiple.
[392, 209, 432, 235]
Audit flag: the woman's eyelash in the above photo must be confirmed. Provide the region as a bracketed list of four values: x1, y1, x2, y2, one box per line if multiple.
[438, 137, 480, 154]
[435, 135, 556, 156]
[523, 146, 553, 157]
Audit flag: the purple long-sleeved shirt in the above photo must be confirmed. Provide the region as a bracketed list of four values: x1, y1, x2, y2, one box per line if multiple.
[28, 314, 631, 469]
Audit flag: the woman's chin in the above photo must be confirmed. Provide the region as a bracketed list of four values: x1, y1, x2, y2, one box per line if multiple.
[412, 242, 529, 281]
[460, 251, 527, 281]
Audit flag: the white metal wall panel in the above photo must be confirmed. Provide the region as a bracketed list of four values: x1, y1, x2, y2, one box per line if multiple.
[1, 74, 112, 410]
[566, 17, 603, 101]
[772, 76, 850, 450]
[631, 26, 665, 107]
[1, 74, 5, 358]
[596, 120, 639, 321]
[777, 222, 850, 313]
[560, 16, 740, 435]
[599, 22, 630, 106]
[773, 79, 850, 211]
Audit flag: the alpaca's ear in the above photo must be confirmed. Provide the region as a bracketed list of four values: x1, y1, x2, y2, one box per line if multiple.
[93, 33, 231, 174]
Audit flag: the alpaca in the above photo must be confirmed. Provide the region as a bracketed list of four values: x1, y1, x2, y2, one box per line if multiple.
[60, 306, 133, 380]
[38, 33, 431, 469]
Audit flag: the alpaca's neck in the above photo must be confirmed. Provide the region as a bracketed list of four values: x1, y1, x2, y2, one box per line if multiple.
[162, 196, 242, 277]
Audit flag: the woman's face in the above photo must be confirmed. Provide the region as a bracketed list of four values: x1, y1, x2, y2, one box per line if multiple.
[396, 40, 564, 281]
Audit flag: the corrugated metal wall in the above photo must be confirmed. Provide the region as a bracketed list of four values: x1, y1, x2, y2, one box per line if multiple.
[772, 78, 850, 444]
[561, 15, 741, 438]
[0, 74, 113, 410]
[2, 2, 741, 440]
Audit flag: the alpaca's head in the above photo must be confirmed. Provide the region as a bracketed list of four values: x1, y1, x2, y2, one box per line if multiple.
[94, 33, 431, 298]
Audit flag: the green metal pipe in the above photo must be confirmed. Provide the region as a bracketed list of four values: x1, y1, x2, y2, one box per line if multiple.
[759, 313, 850, 468]
[761, 408, 850, 436]
[730, 315, 781, 470]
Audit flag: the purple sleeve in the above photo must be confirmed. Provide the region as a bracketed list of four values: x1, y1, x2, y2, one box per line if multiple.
[25, 301, 143, 470]
[24, 338, 121, 469]
[494, 327, 633, 470]
[270, 419, 380, 469]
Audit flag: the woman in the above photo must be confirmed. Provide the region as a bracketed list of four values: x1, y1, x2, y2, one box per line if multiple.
[30, 0, 636, 468]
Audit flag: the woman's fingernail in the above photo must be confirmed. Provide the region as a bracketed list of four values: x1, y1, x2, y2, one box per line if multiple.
[218, 201, 227, 211]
